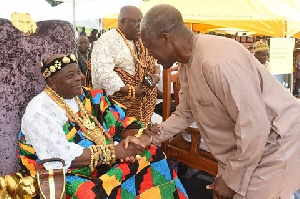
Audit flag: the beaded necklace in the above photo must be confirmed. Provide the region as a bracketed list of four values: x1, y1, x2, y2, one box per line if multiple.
[116, 28, 147, 79]
[44, 86, 110, 145]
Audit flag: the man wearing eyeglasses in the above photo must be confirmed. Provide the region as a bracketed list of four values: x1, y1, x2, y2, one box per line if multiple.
[91, 6, 160, 126]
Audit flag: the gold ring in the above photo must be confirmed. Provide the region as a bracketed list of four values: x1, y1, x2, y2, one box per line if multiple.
[135, 155, 141, 160]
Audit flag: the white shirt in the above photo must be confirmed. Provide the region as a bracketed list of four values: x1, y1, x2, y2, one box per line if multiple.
[91, 29, 137, 96]
[21, 92, 83, 170]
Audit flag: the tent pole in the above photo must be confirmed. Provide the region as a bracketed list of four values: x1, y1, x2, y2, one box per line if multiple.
[73, 0, 76, 31]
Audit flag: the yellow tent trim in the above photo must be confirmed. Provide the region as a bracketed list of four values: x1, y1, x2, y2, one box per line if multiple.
[102, 0, 300, 38]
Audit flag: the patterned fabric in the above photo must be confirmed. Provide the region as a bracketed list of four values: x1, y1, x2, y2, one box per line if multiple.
[0, 18, 76, 175]
[112, 38, 157, 126]
[18, 88, 188, 198]
[67, 147, 188, 199]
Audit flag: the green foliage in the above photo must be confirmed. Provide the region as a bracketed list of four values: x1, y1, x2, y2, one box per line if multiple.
[45, 0, 63, 7]
[77, 26, 94, 36]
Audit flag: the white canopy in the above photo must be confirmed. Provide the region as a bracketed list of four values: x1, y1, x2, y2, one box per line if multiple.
[0, 0, 143, 29]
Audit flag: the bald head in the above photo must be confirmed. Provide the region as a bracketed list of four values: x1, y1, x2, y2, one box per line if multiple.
[118, 5, 143, 40]
[118, 6, 142, 21]
[141, 4, 185, 39]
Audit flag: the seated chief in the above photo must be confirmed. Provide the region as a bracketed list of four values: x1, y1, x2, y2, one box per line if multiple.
[18, 53, 188, 198]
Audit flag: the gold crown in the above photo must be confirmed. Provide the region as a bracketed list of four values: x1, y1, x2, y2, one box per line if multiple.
[254, 41, 269, 53]
[41, 54, 77, 80]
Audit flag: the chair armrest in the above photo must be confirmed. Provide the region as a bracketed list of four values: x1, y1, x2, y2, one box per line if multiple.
[187, 127, 201, 155]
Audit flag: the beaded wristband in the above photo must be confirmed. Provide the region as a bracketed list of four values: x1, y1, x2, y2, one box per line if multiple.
[93, 150, 103, 168]
[126, 84, 132, 99]
[135, 127, 146, 138]
[89, 146, 95, 171]
[109, 144, 116, 165]
[131, 85, 136, 99]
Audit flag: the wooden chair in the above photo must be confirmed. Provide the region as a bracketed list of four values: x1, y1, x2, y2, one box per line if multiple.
[161, 66, 218, 176]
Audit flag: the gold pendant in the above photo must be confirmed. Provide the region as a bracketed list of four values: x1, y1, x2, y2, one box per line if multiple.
[83, 127, 106, 145]
[83, 118, 95, 130]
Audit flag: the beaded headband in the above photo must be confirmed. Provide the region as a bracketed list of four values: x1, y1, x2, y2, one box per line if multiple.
[254, 41, 269, 53]
[41, 54, 77, 80]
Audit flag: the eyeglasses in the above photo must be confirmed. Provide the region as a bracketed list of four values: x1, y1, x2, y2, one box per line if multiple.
[124, 18, 142, 27]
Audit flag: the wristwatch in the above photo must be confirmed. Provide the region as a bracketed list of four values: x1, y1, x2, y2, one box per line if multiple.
[143, 75, 154, 87]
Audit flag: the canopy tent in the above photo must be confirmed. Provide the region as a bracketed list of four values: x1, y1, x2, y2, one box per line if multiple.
[53, 0, 143, 28]
[0, 0, 143, 29]
[287, 0, 300, 36]
[0, 0, 67, 21]
[103, 0, 300, 38]
[103, 12, 223, 33]
[260, 0, 300, 38]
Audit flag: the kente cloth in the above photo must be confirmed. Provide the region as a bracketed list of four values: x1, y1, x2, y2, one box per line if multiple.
[0, 18, 76, 175]
[18, 88, 188, 198]
[91, 29, 157, 126]
[112, 38, 157, 126]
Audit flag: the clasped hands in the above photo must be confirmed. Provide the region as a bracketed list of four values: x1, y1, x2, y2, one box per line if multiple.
[116, 123, 161, 163]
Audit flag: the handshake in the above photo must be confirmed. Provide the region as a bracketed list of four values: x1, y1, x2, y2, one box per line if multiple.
[115, 123, 161, 163]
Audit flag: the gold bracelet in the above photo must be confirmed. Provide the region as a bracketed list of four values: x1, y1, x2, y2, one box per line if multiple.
[101, 144, 112, 165]
[89, 146, 95, 171]
[93, 144, 117, 166]
[93, 150, 103, 168]
[126, 84, 132, 99]
[109, 144, 116, 165]
[93, 145, 100, 168]
[135, 127, 146, 138]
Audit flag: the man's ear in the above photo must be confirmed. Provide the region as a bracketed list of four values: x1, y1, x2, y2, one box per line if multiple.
[118, 18, 125, 29]
[160, 32, 171, 45]
[47, 77, 56, 89]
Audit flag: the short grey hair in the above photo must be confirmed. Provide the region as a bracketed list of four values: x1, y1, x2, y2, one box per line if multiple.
[141, 4, 185, 39]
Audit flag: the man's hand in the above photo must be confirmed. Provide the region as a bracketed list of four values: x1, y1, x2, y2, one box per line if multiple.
[206, 176, 235, 199]
[147, 73, 160, 87]
[123, 134, 151, 149]
[134, 85, 145, 97]
[147, 123, 161, 136]
[114, 140, 144, 160]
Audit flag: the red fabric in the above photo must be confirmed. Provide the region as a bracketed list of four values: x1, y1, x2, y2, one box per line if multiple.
[117, 163, 131, 181]
[75, 181, 96, 198]
[138, 167, 154, 195]
[90, 88, 103, 97]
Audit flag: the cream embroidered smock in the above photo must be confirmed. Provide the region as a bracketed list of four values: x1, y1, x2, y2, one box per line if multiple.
[21, 91, 84, 170]
[91, 29, 137, 96]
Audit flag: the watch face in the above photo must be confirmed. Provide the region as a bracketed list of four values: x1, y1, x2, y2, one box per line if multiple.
[143, 75, 153, 87]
